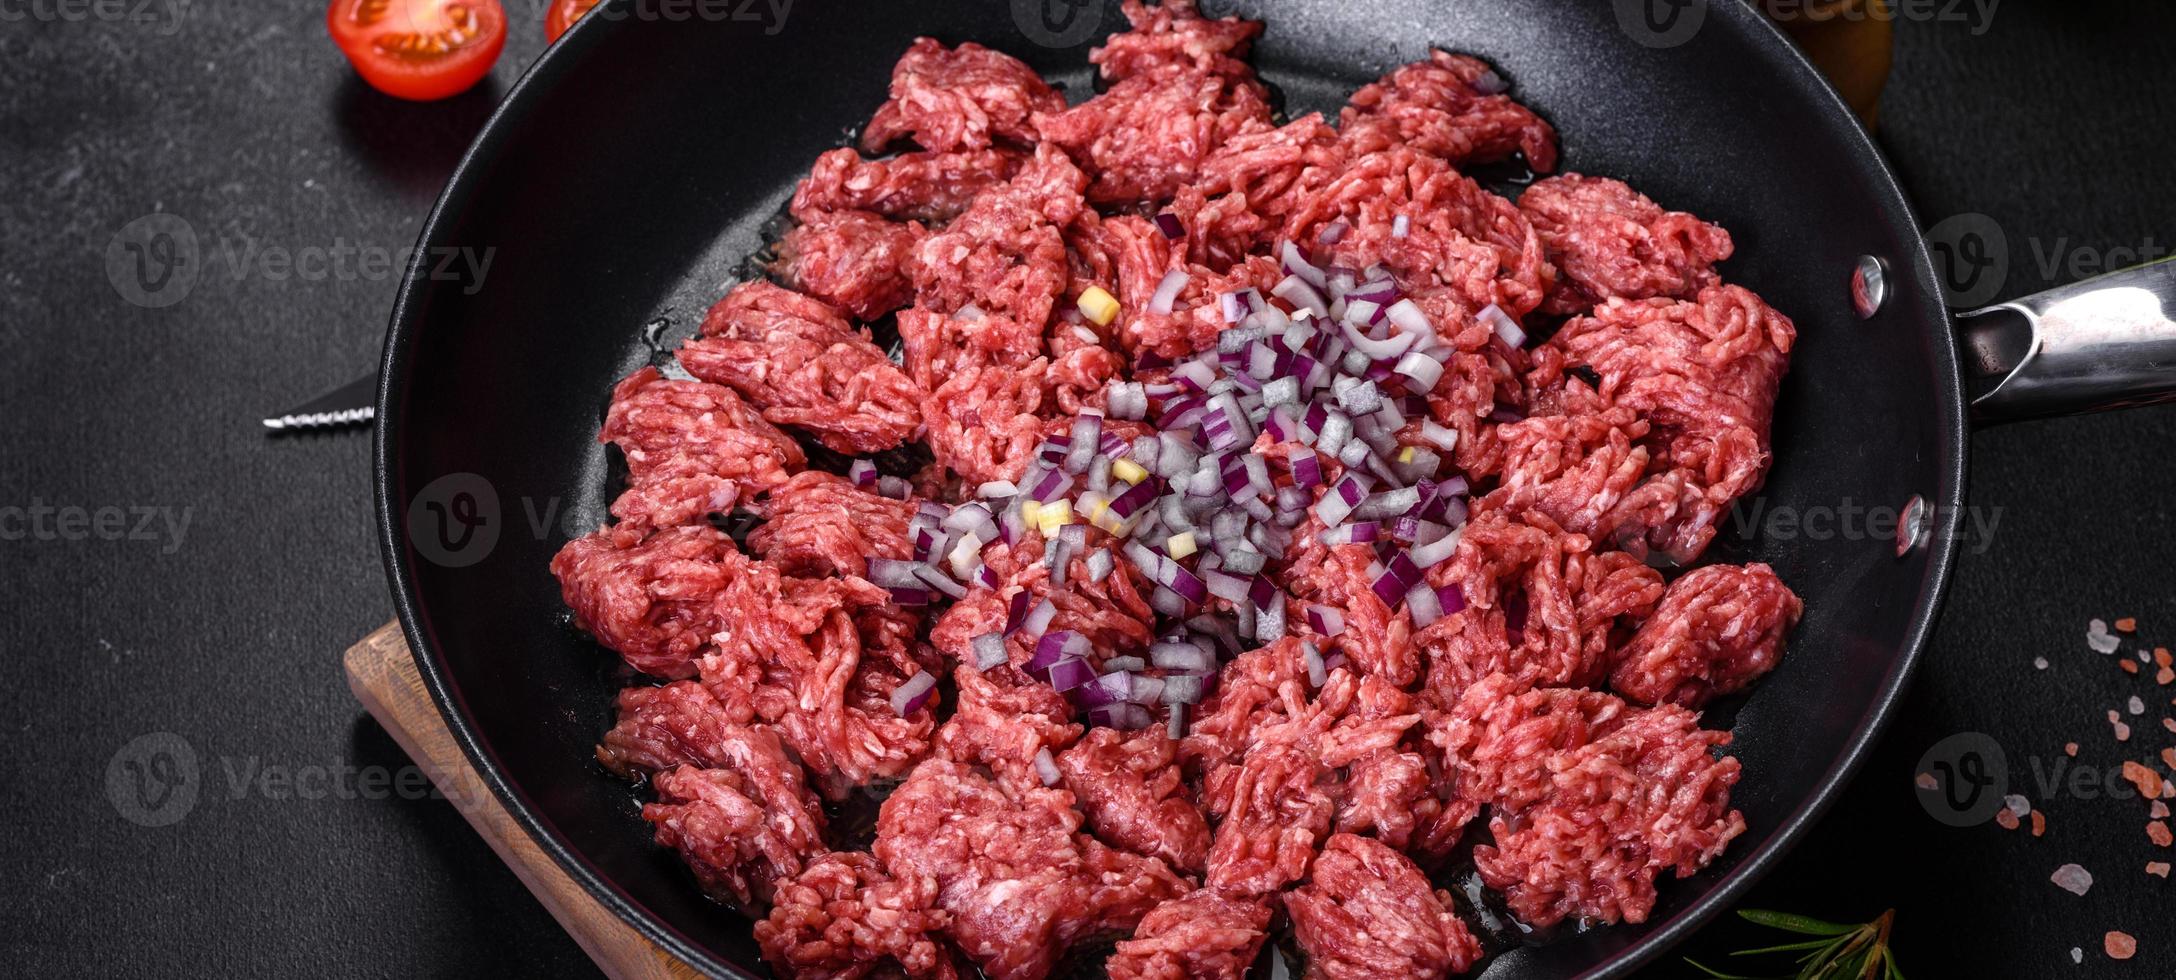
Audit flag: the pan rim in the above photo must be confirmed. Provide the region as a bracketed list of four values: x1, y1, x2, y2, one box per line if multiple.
[373, 3, 1968, 978]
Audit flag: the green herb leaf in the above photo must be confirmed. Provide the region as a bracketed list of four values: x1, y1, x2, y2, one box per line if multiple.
[1737, 909, 1858, 936]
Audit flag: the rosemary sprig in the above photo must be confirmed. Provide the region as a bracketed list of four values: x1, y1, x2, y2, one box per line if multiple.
[1685, 908, 1903, 980]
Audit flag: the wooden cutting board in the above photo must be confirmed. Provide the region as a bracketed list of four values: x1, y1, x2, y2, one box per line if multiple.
[343, 623, 705, 980]
[343, 19, 1892, 977]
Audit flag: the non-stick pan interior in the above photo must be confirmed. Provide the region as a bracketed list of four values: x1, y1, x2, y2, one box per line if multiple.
[379, 1, 1961, 975]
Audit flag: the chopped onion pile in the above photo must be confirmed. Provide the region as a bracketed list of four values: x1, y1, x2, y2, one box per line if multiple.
[852, 241, 1510, 733]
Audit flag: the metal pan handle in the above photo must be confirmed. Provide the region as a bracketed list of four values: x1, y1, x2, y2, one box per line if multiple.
[1958, 255, 2176, 423]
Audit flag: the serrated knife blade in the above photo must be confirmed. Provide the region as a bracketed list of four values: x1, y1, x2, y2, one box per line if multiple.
[263, 374, 377, 433]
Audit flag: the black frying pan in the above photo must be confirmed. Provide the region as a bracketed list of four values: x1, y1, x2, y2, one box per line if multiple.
[373, 0, 2176, 975]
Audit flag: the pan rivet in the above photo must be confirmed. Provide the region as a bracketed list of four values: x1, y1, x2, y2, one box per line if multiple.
[1851, 255, 1889, 319]
[1895, 494, 1929, 557]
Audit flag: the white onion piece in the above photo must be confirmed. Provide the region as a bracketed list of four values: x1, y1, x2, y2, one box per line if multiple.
[1341, 320, 1415, 360]
[1396, 352, 1445, 393]
[978, 480, 1018, 498]
[1392, 214, 1411, 239]
[1479, 303, 1526, 348]
[1280, 240, 1326, 289]
[1149, 269, 1190, 315]
[1301, 642, 1327, 687]
[1034, 747, 1061, 786]
[1271, 274, 1329, 319]
[972, 632, 1009, 670]
[1383, 299, 1432, 337]
[1406, 580, 1444, 627]
[1410, 524, 1464, 569]
[890, 670, 937, 716]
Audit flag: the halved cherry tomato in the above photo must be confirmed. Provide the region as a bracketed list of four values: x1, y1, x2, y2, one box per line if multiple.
[328, 0, 507, 102]
[545, 0, 602, 42]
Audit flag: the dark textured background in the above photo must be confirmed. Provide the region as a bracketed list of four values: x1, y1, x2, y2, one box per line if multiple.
[2, 0, 2171, 976]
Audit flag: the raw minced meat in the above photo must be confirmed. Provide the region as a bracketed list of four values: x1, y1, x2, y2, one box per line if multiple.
[1285, 833, 1484, 978]
[874, 759, 1188, 980]
[861, 38, 1063, 154]
[1519, 173, 1733, 315]
[755, 850, 959, 979]
[1092, 0, 1262, 84]
[1612, 563, 1802, 707]
[773, 209, 924, 322]
[595, 366, 804, 528]
[1438, 672, 1746, 927]
[1282, 146, 1551, 326]
[553, 524, 747, 680]
[643, 729, 828, 907]
[792, 146, 1024, 225]
[747, 471, 919, 580]
[1417, 511, 1664, 703]
[696, 559, 935, 796]
[1341, 50, 1559, 174]
[1104, 887, 1272, 980]
[680, 281, 922, 454]
[1056, 726, 1212, 873]
[1033, 70, 1272, 207]
[558, 14, 1805, 975]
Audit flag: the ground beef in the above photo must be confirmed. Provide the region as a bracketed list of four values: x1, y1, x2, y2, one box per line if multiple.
[680, 281, 922, 454]
[1477, 405, 1727, 559]
[934, 663, 1083, 797]
[1033, 70, 1272, 207]
[1417, 512, 1664, 704]
[861, 38, 1063, 154]
[596, 366, 804, 528]
[1285, 834, 1484, 978]
[552, 524, 746, 680]
[792, 146, 1025, 225]
[1611, 563, 1801, 707]
[643, 730, 828, 907]
[1519, 173, 1733, 315]
[1180, 114, 1348, 267]
[1535, 285, 1796, 562]
[696, 560, 935, 797]
[1093, 0, 1262, 83]
[745, 471, 917, 580]
[1204, 743, 1337, 897]
[1312, 672, 1475, 856]
[1341, 50, 1559, 174]
[930, 534, 1161, 666]
[1066, 211, 1280, 359]
[1105, 888, 1272, 980]
[1278, 518, 1417, 686]
[1438, 672, 1746, 927]
[1282, 147, 1551, 328]
[919, 358, 1055, 485]
[773, 209, 925, 322]
[1057, 726, 1211, 873]
[596, 680, 756, 776]
[896, 305, 1043, 392]
[874, 760, 1188, 980]
[755, 851, 959, 979]
[911, 145, 1086, 331]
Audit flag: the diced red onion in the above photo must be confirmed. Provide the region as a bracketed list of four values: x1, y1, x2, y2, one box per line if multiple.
[1438, 583, 1468, 615]
[914, 563, 967, 600]
[875, 475, 912, 499]
[1075, 670, 1136, 708]
[890, 670, 937, 716]
[1149, 641, 1215, 673]
[1341, 320, 1415, 360]
[1411, 524, 1463, 568]
[887, 586, 931, 606]
[1391, 214, 1411, 239]
[1369, 552, 1423, 607]
[1162, 674, 1204, 705]
[1153, 212, 1185, 240]
[848, 459, 877, 486]
[1048, 656, 1095, 693]
[1301, 642, 1326, 688]
[867, 558, 923, 589]
[1317, 220, 1349, 248]
[1087, 702, 1153, 730]
[1018, 597, 1058, 640]
[1407, 580, 1444, 627]
[1383, 299, 1431, 337]
[1034, 747, 1062, 786]
[1027, 467, 1074, 503]
[1306, 604, 1345, 636]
